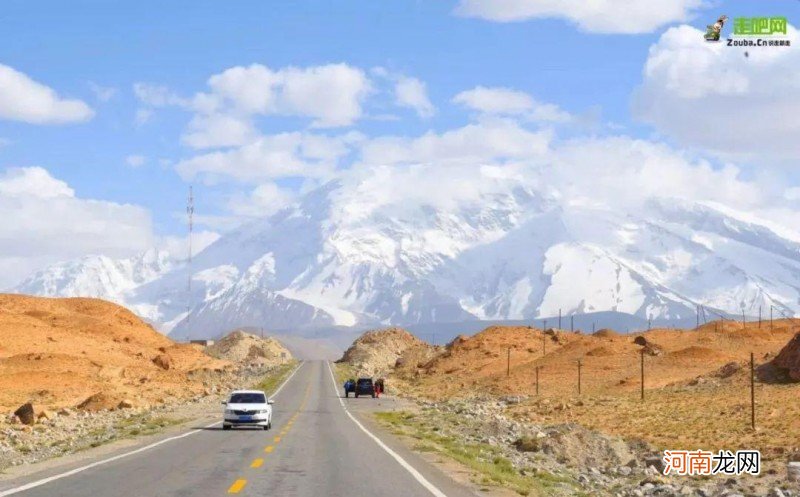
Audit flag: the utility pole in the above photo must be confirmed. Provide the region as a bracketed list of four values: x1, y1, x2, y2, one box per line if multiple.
[506, 347, 511, 377]
[577, 359, 582, 395]
[742, 310, 746, 329]
[758, 306, 762, 328]
[770, 305, 773, 331]
[696, 305, 700, 329]
[558, 308, 562, 329]
[750, 352, 755, 430]
[570, 315, 574, 333]
[535, 366, 540, 396]
[186, 185, 194, 334]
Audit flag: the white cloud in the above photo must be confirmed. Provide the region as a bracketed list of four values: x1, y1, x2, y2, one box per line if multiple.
[125, 154, 147, 168]
[175, 131, 362, 183]
[157, 230, 220, 260]
[633, 25, 800, 162]
[198, 63, 372, 128]
[181, 113, 258, 149]
[225, 182, 296, 217]
[453, 86, 571, 122]
[88, 82, 117, 102]
[394, 76, 435, 118]
[0, 167, 155, 288]
[454, 0, 705, 34]
[360, 119, 551, 166]
[133, 83, 188, 107]
[0, 64, 94, 124]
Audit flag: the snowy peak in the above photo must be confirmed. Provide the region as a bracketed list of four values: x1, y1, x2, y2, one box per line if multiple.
[11, 174, 800, 340]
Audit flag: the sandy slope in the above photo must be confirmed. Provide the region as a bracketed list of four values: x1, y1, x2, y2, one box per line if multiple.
[0, 294, 229, 412]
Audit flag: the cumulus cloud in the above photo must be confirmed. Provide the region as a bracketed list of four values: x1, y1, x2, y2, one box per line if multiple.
[360, 119, 551, 166]
[454, 0, 705, 34]
[394, 76, 435, 118]
[0, 167, 155, 288]
[225, 182, 297, 217]
[175, 131, 362, 183]
[633, 25, 800, 162]
[197, 63, 371, 128]
[453, 86, 571, 122]
[0, 64, 94, 124]
[156, 230, 220, 260]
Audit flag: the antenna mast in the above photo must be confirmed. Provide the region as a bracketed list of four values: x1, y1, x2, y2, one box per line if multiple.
[187, 186, 194, 333]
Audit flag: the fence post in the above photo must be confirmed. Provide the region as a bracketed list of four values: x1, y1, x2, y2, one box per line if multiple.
[507, 347, 511, 377]
[750, 352, 755, 430]
[542, 334, 546, 356]
[577, 359, 582, 395]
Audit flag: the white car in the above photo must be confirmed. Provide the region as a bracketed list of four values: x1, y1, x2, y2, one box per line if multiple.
[222, 390, 274, 430]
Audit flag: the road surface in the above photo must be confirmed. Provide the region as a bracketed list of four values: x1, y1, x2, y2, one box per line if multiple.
[0, 361, 476, 497]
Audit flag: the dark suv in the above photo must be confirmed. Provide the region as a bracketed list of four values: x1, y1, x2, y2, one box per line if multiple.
[355, 378, 375, 398]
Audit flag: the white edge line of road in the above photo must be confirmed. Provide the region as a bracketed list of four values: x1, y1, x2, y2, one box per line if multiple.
[0, 360, 306, 497]
[325, 361, 448, 497]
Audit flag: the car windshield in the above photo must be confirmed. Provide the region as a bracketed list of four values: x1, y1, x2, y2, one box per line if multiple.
[357, 379, 372, 385]
[229, 393, 266, 404]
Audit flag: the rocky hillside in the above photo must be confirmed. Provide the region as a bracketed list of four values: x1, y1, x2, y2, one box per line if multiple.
[338, 327, 435, 377]
[394, 321, 800, 399]
[0, 294, 230, 414]
[205, 330, 292, 367]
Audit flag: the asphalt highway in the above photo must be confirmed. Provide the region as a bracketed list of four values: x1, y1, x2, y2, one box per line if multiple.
[0, 361, 477, 497]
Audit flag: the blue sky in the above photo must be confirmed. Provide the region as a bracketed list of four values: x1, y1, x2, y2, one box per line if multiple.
[0, 0, 798, 286]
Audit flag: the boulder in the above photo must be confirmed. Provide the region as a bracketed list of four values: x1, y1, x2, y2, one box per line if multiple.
[117, 399, 134, 409]
[715, 361, 742, 379]
[37, 409, 56, 421]
[771, 332, 800, 381]
[13, 403, 36, 426]
[152, 353, 173, 370]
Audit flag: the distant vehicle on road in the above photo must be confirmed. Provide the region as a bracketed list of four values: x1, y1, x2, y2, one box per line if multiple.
[354, 378, 375, 398]
[222, 390, 274, 430]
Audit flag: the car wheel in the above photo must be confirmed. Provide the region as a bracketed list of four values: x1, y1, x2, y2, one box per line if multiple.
[371, 393, 375, 398]
[223, 424, 231, 431]
[355, 393, 359, 398]
[263, 425, 269, 431]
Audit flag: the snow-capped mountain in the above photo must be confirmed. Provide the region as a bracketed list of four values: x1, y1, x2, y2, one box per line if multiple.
[12, 165, 800, 339]
[13, 249, 175, 319]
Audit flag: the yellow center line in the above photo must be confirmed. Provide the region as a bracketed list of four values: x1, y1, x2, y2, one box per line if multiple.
[227, 479, 247, 494]
[250, 458, 264, 468]
[273, 436, 281, 443]
[264, 445, 274, 453]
